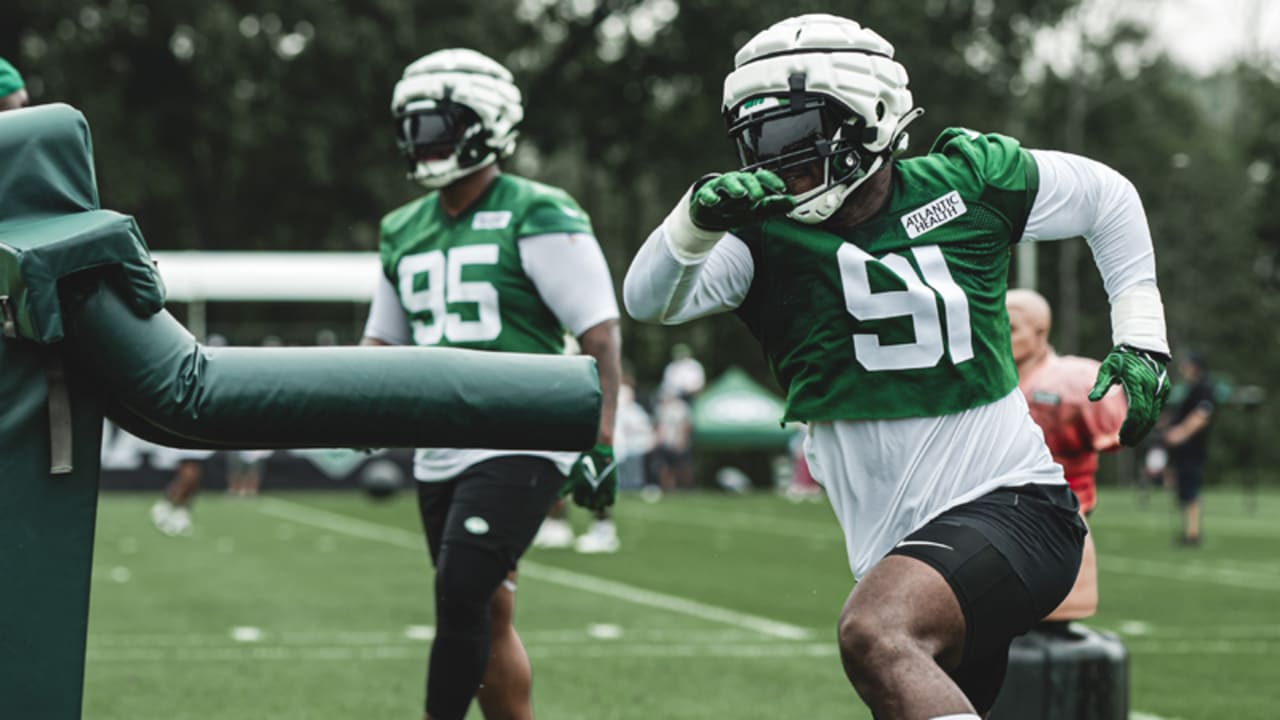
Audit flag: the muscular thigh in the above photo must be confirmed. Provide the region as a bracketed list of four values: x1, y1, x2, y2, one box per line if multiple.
[844, 553, 968, 668]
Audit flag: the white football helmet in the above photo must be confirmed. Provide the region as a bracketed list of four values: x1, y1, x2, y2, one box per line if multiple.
[391, 49, 523, 190]
[722, 14, 923, 223]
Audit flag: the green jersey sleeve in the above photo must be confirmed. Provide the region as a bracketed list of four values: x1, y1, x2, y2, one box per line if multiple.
[515, 188, 594, 238]
[929, 128, 1040, 241]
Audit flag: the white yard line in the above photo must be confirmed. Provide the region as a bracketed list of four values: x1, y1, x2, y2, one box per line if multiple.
[255, 497, 811, 640]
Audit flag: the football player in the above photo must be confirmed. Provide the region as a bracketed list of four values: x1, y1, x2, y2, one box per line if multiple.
[624, 14, 1169, 719]
[360, 49, 622, 720]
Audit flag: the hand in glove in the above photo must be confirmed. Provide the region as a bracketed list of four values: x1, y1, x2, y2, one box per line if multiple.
[1089, 344, 1172, 447]
[688, 170, 796, 232]
[567, 443, 618, 511]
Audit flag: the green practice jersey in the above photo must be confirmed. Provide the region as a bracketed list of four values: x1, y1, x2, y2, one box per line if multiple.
[379, 174, 594, 354]
[734, 128, 1040, 422]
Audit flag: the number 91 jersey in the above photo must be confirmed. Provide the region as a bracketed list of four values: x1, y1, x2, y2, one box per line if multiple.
[378, 174, 594, 354]
[733, 128, 1039, 423]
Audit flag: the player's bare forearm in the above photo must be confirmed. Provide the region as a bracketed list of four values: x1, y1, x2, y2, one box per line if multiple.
[360, 336, 390, 347]
[578, 318, 621, 446]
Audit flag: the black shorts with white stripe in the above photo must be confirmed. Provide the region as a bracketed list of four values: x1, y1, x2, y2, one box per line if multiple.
[887, 482, 1087, 714]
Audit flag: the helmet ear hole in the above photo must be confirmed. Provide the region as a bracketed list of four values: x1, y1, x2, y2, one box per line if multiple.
[875, 101, 886, 120]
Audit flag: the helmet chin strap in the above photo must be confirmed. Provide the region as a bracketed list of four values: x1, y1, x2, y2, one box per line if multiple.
[787, 154, 886, 224]
[410, 153, 496, 190]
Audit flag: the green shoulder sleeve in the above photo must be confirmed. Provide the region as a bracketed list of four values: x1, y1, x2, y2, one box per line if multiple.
[515, 189, 595, 238]
[929, 127, 1039, 239]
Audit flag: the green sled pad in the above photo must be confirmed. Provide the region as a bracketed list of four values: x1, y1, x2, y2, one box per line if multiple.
[62, 281, 601, 452]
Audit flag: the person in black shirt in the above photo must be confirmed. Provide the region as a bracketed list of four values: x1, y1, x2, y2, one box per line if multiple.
[1161, 352, 1216, 546]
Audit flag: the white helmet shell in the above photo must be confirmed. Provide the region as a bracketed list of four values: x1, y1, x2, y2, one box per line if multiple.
[723, 15, 914, 155]
[392, 49, 523, 188]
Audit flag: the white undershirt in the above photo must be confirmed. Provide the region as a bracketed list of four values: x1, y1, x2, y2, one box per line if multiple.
[363, 232, 619, 481]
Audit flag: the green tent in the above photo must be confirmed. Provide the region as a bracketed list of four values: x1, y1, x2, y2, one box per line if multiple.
[691, 367, 794, 449]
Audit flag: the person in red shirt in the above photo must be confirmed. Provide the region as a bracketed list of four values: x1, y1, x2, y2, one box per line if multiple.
[1007, 288, 1127, 619]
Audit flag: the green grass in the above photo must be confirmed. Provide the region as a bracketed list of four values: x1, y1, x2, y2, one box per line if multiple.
[84, 487, 1280, 719]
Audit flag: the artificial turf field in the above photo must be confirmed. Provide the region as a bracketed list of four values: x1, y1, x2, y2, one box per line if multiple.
[83, 486, 1279, 719]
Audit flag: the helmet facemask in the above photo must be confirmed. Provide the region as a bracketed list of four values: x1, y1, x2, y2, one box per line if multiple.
[726, 90, 877, 223]
[394, 98, 495, 190]
[720, 15, 922, 223]
[391, 49, 523, 191]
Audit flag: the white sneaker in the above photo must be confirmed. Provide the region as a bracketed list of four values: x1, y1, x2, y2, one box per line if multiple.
[574, 521, 620, 554]
[157, 506, 194, 537]
[532, 518, 574, 549]
[150, 499, 174, 528]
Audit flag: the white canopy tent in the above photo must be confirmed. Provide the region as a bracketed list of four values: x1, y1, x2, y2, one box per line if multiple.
[149, 252, 383, 341]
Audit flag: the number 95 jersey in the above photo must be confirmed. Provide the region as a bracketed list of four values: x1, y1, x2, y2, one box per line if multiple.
[378, 174, 595, 354]
[734, 128, 1038, 423]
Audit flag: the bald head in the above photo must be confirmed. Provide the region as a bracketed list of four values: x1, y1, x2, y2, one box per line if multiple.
[1007, 288, 1051, 328]
[1007, 288, 1052, 370]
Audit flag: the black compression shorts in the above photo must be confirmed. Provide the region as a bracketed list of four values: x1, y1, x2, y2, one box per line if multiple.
[887, 483, 1087, 714]
[416, 455, 565, 570]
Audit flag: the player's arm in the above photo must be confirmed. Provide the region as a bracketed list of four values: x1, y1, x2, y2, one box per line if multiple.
[577, 319, 620, 448]
[1162, 394, 1215, 447]
[623, 170, 791, 324]
[520, 232, 621, 508]
[361, 271, 410, 347]
[1021, 149, 1170, 446]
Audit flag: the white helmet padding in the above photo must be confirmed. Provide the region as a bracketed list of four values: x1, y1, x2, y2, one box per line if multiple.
[392, 49, 523, 189]
[722, 15, 922, 223]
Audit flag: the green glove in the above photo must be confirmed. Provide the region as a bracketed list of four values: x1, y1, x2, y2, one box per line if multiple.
[689, 170, 796, 231]
[1089, 344, 1172, 447]
[568, 443, 618, 511]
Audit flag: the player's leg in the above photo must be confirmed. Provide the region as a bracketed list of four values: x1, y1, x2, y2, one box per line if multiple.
[837, 553, 974, 718]
[1175, 459, 1204, 545]
[166, 458, 202, 504]
[418, 457, 563, 720]
[840, 484, 1086, 718]
[152, 458, 202, 536]
[475, 573, 532, 720]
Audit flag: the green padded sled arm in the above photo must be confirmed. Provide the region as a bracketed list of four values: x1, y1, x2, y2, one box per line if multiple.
[60, 279, 601, 451]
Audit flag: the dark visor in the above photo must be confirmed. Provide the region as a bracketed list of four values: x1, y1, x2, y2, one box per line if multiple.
[395, 104, 477, 159]
[735, 108, 830, 166]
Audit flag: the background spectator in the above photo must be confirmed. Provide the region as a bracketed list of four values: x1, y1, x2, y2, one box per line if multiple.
[614, 368, 655, 491]
[652, 387, 694, 491]
[1160, 351, 1217, 546]
[660, 343, 705, 401]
